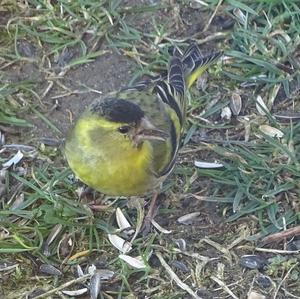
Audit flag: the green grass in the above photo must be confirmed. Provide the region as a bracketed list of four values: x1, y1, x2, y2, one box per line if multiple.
[0, 0, 300, 298]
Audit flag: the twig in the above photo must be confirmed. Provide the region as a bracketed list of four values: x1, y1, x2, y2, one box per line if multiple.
[202, 0, 223, 33]
[156, 251, 202, 299]
[213, 278, 245, 291]
[262, 225, 300, 244]
[173, 248, 216, 263]
[255, 247, 300, 255]
[210, 276, 239, 299]
[29, 274, 91, 299]
[273, 262, 299, 299]
[195, 31, 230, 44]
[40, 81, 54, 100]
[68, 250, 91, 261]
[164, 32, 229, 44]
[50, 90, 83, 99]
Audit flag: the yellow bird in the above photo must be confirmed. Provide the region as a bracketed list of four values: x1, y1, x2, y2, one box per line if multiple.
[65, 43, 221, 221]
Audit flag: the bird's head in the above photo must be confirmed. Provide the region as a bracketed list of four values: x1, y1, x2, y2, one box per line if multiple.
[65, 97, 169, 195]
[76, 98, 168, 149]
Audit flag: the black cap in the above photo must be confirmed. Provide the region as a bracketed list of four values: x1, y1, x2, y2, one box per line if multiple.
[90, 98, 144, 123]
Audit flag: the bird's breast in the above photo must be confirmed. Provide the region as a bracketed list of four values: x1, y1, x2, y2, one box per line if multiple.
[66, 139, 158, 196]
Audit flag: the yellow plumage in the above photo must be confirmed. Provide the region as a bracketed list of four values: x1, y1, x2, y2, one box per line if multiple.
[65, 44, 222, 196]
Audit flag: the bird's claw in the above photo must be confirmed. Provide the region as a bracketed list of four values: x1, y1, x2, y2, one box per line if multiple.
[141, 216, 153, 236]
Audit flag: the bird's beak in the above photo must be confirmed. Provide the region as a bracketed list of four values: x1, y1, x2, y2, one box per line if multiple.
[134, 117, 168, 145]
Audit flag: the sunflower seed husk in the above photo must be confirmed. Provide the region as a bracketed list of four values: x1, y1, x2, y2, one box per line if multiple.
[86, 266, 114, 280]
[116, 208, 132, 231]
[268, 84, 280, 108]
[259, 125, 284, 138]
[39, 264, 62, 276]
[2, 150, 23, 168]
[256, 95, 269, 115]
[11, 193, 24, 210]
[230, 92, 242, 115]
[194, 161, 224, 168]
[107, 234, 132, 253]
[177, 212, 201, 225]
[76, 265, 84, 277]
[248, 291, 266, 299]
[151, 219, 172, 234]
[240, 255, 267, 270]
[90, 271, 102, 299]
[42, 224, 63, 256]
[119, 254, 147, 269]
[88, 264, 97, 275]
[233, 8, 247, 25]
[96, 269, 115, 280]
[0, 227, 10, 240]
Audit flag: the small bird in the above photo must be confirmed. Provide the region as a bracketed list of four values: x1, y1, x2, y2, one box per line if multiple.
[65, 43, 221, 224]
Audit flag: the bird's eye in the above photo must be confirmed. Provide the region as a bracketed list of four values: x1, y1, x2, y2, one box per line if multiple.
[117, 126, 130, 134]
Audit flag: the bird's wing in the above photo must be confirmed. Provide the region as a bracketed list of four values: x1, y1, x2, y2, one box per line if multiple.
[114, 44, 222, 179]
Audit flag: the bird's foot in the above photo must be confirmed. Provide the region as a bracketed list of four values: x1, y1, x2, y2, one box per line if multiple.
[141, 216, 153, 236]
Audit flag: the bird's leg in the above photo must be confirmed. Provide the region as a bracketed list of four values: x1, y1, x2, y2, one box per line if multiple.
[141, 192, 159, 235]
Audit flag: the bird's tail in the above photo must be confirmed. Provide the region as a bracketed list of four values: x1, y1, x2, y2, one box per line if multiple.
[166, 43, 222, 122]
[182, 43, 222, 89]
